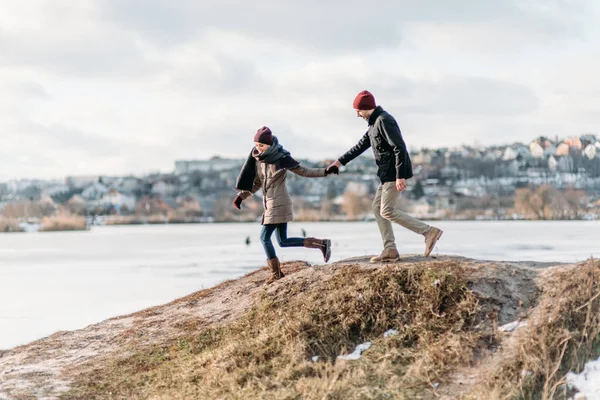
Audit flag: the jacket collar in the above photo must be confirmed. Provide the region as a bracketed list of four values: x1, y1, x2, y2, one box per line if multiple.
[368, 106, 384, 126]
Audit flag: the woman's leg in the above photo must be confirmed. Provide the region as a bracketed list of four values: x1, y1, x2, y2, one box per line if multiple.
[275, 223, 305, 248]
[260, 224, 278, 259]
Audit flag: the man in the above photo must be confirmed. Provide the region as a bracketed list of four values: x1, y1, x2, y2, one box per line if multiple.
[327, 90, 443, 262]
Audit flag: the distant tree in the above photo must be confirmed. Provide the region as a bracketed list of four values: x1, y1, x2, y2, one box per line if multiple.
[412, 180, 425, 200]
[342, 192, 370, 220]
[562, 189, 588, 219]
[515, 186, 556, 220]
[21, 186, 41, 201]
[213, 197, 232, 222]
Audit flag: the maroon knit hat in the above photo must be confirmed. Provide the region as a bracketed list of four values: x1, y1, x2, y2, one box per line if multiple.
[353, 90, 376, 110]
[253, 126, 273, 145]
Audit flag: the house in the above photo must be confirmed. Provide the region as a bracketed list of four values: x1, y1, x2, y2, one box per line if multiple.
[112, 177, 142, 193]
[502, 147, 518, 161]
[66, 175, 98, 189]
[136, 196, 171, 215]
[41, 184, 70, 198]
[529, 142, 544, 158]
[548, 155, 558, 172]
[174, 157, 242, 175]
[544, 144, 557, 157]
[151, 177, 180, 197]
[583, 144, 597, 160]
[556, 143, 570, 156]
[177, 195, 202, 211]
[101, 189, 136, 213]
[81, 182, 108, 201]
[580, 134, 597, 147]
[564, 137, 582, 150]
[557, 156, 574, 172]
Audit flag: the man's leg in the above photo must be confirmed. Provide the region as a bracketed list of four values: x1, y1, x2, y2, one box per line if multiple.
[380, 181, 429, 234]
[370, 184, 400, 262]
[373, 183, 396, 250]
[379, 182, 443, 256]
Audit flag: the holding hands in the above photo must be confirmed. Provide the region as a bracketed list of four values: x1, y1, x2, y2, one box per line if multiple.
[325, 160, 341, 176]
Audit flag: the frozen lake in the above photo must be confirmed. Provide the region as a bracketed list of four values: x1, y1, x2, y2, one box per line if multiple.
[1, 221, 599, 349]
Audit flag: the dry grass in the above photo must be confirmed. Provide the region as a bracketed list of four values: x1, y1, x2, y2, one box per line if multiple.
[105, 212, 201, 225]
[475, 259, 600, 399]
[62, 263, 490, 399]
[104, 215, 139, 225]
[40, 214, 87, 232]
[0, 217, 24, 232]
[57, 259, 600, 400]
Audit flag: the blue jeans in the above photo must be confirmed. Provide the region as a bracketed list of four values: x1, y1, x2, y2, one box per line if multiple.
[260, 223, 305, 259]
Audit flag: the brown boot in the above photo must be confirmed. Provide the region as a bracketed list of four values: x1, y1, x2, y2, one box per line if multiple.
[423, 226, 443, 257]
[303, 237, 332, 263]
[265, 257, 285, 285]
[370, 248, 400, 263]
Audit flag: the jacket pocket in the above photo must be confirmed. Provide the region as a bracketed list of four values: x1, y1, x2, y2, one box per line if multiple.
[378, 152, 392, 177]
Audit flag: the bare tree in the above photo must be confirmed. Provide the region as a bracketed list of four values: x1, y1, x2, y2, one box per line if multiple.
[514, 186, 556, 220]
[342, 192, 370, 220]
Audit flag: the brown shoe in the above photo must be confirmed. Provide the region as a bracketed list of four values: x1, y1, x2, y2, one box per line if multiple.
[304, 237, 332, 263]
[265, 257, 284, 285]
[423, 227, 443, 257]
[370, 248, 400, 263]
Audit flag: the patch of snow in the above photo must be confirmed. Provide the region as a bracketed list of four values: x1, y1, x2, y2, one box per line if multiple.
[19, 222, 40, 233]
[499, 320, 528, 332]
[312, 356, 319, 362]
[383, 329, 399, 338]
[567, 356, 600, 400]
[337, 342, 372, 361]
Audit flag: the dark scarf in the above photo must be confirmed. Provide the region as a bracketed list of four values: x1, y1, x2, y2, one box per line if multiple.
[234, 136, 299, 191]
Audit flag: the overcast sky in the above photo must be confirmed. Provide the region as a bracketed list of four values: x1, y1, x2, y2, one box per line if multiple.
[1, 0, 599, 180]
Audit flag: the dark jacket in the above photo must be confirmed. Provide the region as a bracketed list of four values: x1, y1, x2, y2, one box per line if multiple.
[338, 106, 413, 183]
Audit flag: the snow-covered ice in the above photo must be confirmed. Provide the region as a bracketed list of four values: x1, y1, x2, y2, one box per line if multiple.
[567, 356, 600, 400]
[337, 342, 372, 361]
[384, 329, 399, 338]
[498, 320, 528, 332]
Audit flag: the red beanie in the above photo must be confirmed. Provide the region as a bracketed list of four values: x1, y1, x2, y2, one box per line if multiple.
[253, 126, 273, 145]
[353, 90, 376, 110]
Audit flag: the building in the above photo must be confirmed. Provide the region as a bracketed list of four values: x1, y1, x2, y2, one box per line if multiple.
[174, 157, 243, 175]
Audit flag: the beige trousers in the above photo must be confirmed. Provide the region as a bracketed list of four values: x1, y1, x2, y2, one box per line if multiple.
[373, 181, 430, 250]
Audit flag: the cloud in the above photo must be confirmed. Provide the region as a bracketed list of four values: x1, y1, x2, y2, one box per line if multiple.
[0, 0, 599, 180]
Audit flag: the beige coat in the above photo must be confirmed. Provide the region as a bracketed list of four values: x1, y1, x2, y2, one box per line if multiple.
[239, 162, 326, 224]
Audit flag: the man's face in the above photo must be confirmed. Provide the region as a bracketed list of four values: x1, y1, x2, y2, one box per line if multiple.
[356, 109, 371, 120]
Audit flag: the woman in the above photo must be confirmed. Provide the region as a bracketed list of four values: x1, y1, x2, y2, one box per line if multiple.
[233, 126, 338, 284]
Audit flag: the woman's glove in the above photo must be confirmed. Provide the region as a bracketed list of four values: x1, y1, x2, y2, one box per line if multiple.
[325, 165, 339, 175]
[233, 195, 243, 209]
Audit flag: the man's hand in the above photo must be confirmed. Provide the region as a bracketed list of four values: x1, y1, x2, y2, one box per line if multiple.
[396, 178, 407, 192]
[233, 195, 243, 209]
[326, 160, 342, 170]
